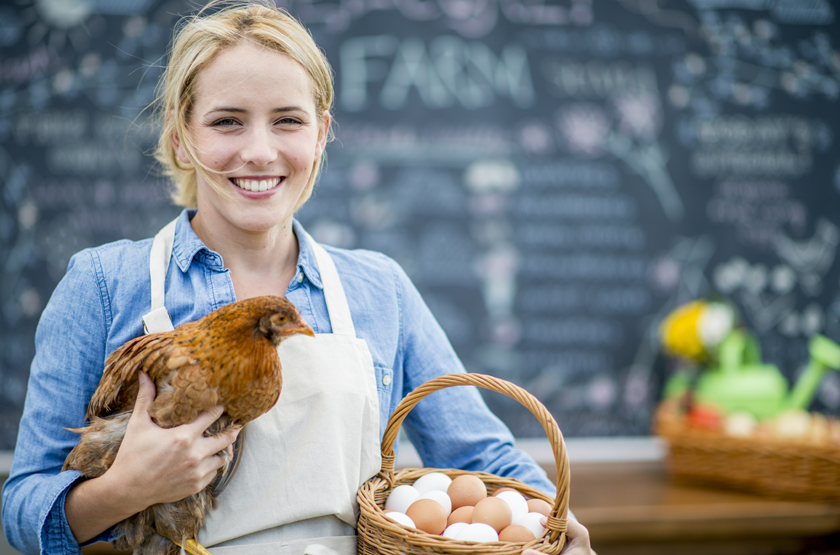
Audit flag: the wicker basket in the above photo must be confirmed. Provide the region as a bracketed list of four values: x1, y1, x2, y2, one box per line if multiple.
[357, 373, 570, 555]
[656, 405, 840, 502]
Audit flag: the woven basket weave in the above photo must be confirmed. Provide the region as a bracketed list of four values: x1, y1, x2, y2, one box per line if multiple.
[356, 373, 570, 555]
[656, 407, 840, 502]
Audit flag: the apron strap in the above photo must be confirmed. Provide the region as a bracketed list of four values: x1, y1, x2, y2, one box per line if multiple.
[142, 218, 178, 334]
[303, 231, 356, 337]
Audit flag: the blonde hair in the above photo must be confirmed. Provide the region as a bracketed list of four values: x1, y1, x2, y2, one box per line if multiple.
[154, 1, 334, 209]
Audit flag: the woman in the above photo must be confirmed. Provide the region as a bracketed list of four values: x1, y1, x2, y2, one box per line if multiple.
[2, 3, 593, 554]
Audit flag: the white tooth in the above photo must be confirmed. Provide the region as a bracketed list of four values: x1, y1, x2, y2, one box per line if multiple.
[246, 179, 256, 191]
[260, 180, 268, 191]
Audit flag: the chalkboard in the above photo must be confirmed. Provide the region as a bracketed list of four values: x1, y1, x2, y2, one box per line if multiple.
[1, 0, 839, 449]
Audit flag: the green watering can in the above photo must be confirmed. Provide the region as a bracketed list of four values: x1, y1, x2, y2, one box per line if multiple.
[665, 330, 840, 420]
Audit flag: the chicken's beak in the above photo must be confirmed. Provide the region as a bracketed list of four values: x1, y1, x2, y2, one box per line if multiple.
[285, 322, 315, 338]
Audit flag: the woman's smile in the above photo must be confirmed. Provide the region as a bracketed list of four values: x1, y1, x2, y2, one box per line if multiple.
[230, 176, 285, 193]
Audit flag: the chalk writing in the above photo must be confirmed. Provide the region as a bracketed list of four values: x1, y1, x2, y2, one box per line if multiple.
[14, 111, 88, 145]
[515, 193, 637, 220]
[519, 223, 645, 250]
[543, 60, 658, 98]
[521, 254, 647, 281]
[523, 317, 623, 345]
[341, 35, 534, 111]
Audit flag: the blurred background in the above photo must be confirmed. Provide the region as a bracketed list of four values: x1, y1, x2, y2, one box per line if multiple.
[1, 0, 839, 553]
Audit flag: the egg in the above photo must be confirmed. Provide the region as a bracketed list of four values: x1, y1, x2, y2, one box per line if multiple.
[447, 475, 487, 509]
[442, 522, 469, 539]
[527, 498, 552, 517]
[418, 490, 452, 516]
[455, 523, 499, 543]
[413, 472, 453, 495]
[384, 512, 416, 529]
[471, 496, 512, 533]
[514, 512, 547, 539]
[447, 506, 474, 526]
[385, 485, 420, 514]
[499, 524, 536, 542]
[495, 490, 528, 523]
[406, 498, 448, 535]
[492, 487, 517, 497]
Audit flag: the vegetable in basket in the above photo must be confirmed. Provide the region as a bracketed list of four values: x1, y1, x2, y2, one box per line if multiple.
[658, 299, 840, 438]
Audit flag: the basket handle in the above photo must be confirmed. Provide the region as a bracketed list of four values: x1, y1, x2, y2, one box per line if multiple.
[378, 373, 570, 543]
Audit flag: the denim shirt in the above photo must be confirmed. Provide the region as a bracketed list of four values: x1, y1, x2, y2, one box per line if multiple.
[3, 209, 555, 555]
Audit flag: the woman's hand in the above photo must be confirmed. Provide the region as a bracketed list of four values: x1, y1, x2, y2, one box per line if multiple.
[66, 372, 240, 543]
[106, 372, 240, 506]
[521, 516, 596, 555]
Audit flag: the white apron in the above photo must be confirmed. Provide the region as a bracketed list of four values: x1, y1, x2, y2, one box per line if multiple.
[142, 219, 382, 555]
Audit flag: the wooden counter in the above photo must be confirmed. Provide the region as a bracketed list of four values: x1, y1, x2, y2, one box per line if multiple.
[560, 460, 840, 555]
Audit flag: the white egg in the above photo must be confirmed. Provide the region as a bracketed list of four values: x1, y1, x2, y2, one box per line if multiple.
[514, 512, 547, 539]
[385, 512, 416, 529]
[442, 522, 469, 539]
[495, 491, 529, 523]
[455, 522, 500, 543]
[412, 472, 453, 495]
[418, 490, 452, 516]
[385, 485, 420, 514]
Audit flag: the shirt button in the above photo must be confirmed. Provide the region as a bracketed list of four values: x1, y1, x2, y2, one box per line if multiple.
[297, 273, 304, 283]
[382, 374, 392, 386]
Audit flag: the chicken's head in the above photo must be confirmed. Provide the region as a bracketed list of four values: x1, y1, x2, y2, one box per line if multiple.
[255, 296, 315, 345]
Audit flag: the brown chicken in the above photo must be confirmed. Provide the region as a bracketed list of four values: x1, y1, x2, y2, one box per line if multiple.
[63, 295, 314, 555]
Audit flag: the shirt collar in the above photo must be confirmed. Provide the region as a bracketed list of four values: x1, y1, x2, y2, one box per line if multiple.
[171, 209, 218, 272]
[292, 219, 323, 290]
[170, 209, 324, 290]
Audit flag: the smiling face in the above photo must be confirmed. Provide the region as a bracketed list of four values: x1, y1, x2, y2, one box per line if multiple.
[173, 40, 329, 235]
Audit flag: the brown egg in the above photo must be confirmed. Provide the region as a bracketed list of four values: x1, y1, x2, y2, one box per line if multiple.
[447, 475, 487, 510]
[471, 497, 512, 533]
[492, 487, 517, 497]
[499, 524, 536, 542]
[527, 498, 552, 516]
[447, 506, 474, 526]
[405, 499, 447, 535]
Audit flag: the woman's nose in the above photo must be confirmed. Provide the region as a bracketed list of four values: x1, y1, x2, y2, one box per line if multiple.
[240, 126, 277, 166]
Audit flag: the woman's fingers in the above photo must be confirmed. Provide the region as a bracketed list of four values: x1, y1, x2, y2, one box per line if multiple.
[188, 404, 224, 432]
[522, 516, 595, 555]
[203, 425, 242, 459]
[131, 372, 156, 419]
[559, 518, 594, 555]
[186, 405, 241, 459]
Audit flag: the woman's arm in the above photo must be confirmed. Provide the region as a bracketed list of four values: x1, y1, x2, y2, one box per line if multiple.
[2, 250, 110, 554]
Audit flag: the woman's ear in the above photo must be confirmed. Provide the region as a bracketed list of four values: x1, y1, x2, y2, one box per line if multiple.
[171, 130, 191, 166]
[315, 111, 330, 158]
